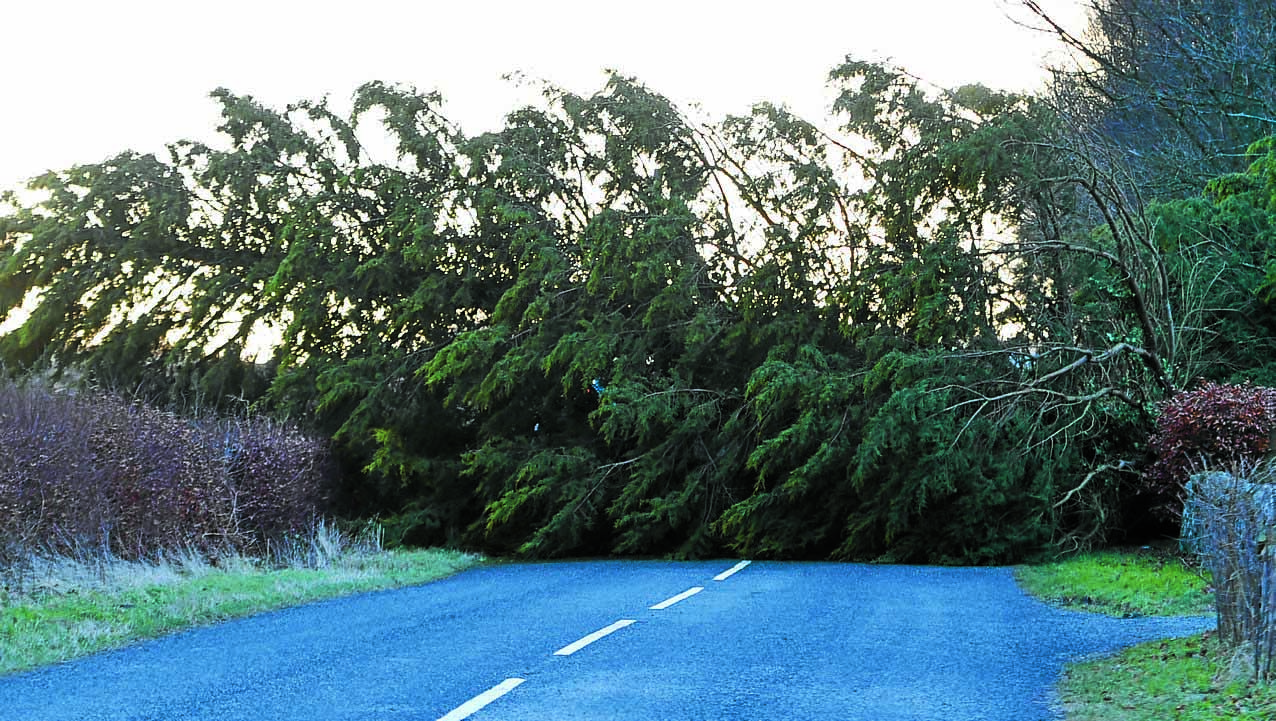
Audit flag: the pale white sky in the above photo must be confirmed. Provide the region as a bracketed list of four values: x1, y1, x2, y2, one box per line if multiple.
[0, 0, 1086, 193]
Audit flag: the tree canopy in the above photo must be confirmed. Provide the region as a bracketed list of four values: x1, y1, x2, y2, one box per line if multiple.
[5, 2, 1276, 562]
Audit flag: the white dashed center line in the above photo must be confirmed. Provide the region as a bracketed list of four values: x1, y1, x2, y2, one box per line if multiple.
[713, 560, 752, 581]
[437, 677, 525, 721]
[649, 586, 704, 610]
[553, 619, 636, 656]
[442, 563, 753, 716]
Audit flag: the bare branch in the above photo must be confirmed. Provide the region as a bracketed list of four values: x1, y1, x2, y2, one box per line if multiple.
[1054, 461, 1134, 509]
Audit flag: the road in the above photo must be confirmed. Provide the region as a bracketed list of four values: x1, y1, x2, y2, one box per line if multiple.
[0, 560, 1212, 720]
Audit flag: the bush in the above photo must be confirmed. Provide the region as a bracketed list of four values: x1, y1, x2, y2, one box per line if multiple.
[0, 377, 334, 558]
[210, 415, 335, 547]
[1145, 382, 1276, 518]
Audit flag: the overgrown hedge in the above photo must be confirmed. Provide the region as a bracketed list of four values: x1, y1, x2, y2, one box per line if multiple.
[0, 378, 333, 558]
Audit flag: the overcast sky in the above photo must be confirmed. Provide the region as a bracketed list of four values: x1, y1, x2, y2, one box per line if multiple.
[1, 0, 1086, 192]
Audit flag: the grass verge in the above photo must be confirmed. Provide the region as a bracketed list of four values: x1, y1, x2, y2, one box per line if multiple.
[0, 546, 480, 675]
[1017, 547, 1276, 720]
[1016, 546, 1213, 617]
[1058, 634, 1276, 720]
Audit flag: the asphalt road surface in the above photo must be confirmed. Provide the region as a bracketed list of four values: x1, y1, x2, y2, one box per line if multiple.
[0, 560, 1213, 721]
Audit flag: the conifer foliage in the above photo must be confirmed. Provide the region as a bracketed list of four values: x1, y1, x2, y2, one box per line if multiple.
[4, 40, 1276, 562]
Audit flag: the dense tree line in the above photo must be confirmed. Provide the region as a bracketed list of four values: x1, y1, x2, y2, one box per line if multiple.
[4, 1, 1276, 562]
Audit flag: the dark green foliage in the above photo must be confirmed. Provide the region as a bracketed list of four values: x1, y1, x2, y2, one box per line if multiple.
[9, 38, 1276, 563]
[0, 66, 1093, 563]
[848, 352, 1074, 563]
[1142, 138, 1276, 386]
[717, 346, 863, 558]
[1127, 136, 1276, 520]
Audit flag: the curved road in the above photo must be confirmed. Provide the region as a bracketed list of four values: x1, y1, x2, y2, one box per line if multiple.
[0, 561, 1211, 720]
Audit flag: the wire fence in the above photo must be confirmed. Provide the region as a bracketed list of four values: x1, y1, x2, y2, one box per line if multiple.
[1184, 464, 1276, 681]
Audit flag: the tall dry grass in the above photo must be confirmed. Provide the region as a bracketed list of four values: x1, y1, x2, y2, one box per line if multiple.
[1, 519, 385, 603]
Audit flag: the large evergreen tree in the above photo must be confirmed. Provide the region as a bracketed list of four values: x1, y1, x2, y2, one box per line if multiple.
[7, 13, 1274, 561]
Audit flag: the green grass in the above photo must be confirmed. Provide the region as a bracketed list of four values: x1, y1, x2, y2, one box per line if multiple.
[1058, 634, 1276, 720]
[0, 547, 480, 675]
[1017, 547, 1276, 721]
[1016, 547, 1213, 617]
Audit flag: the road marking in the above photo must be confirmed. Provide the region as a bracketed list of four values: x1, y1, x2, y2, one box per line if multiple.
[713, 560, 752, 581]
[649, 586, 704, 610]
[553, 619, 636, 656]
[437, 677, 525, 721]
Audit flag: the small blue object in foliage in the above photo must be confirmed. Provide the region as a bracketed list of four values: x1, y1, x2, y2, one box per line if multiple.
[591, 379, 606, 395]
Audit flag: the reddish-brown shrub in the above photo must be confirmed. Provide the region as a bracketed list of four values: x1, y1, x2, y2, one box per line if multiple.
[1144, 382, 1276, 517]
[89, 398, 225, 556]
[0, 377, 334, 558]
[0, 382, 109, 549]
[206, 416, 334, 550]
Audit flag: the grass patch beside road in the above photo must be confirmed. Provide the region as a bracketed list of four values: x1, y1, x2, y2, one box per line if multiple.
[0, 546, 480, 675]
[1016, 547, 1213, 617]
[1017, 547, 1276, 720]
[1058, 634, 1276, 720]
